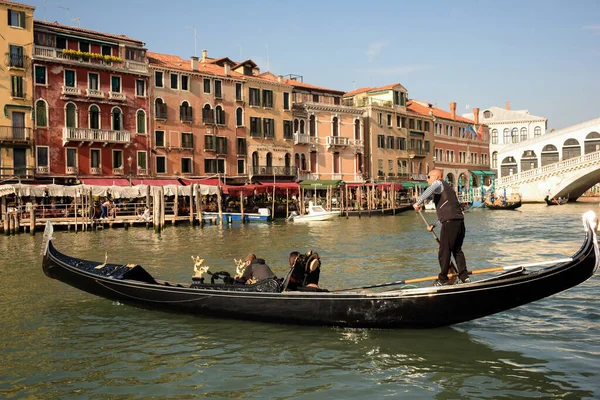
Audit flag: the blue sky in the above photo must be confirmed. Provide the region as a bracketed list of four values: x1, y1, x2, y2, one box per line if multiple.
[25, 0, 599, 130]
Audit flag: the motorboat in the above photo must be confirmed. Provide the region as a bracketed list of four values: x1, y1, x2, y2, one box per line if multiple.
[288, 202, 339, 222]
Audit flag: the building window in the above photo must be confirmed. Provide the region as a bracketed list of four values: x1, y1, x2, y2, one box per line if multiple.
[249, 88, 260, 106]
[111, 107, 123, 130]
[35, 100, 47, 127]
[56, 37, 66, 49]
[9, 45, 24, 68]
[155, 130, 165, 147]
[263, 89, 274, 107]
[387, 114, 392, 127]
[64, 70, 76, 88]
[34, 65, 46, 85]
[156, 156, 166, 174]
[237, 159, 245, 174]
[377, 134, 385, 149]
[203, 78, 211, 93]
[202, 105, 214, 124]
[181, 75, 189, 91]
[511, 128, 518, 143]
[89, 105, 100, 129]
[37, 146, 49, 168]
[205, 159, 225, 174]
[136, 110, 146, 134]
[283, 92, 290, 110]
[216, 137, 228, 154]
[398, 137, 406, 150]
[137, 151, 147, 170]
[309, 115, 316, 136]
[264, 118, 275, 139]
[91, 149, 100, 168]
[111, 76, 121, 93]
[66, 148, 77, 169]
[88, 73, 99, 90]
[492, 152, 498, 168]
[284, 120, 293, 140]
[215, 106, 225, 125]
[250, 117, 262, 137]
[112, 150, 123, 170]
[10, 75, 23, 98]
[8, 9, 26, 27]
[312, 94, 319, 103]
[534, 126, 542, 137]
[235, 83, 243, 101]
[204, 134, 216, 151]
[503, 128, 510, 144]
[155, 98, 167, 119]
[79, 41, 89, 52]
[181, 132, 193, 148]
[387, 136, 394, 149]
[170, 73, 178, 89]
[136, 79, 145, 96]
[180, 101, 193, 122]
[65, 103, 77, 128]
[181, 158, 192, 174]
[491, 129, 498, 144]
[155, 71, 163, 88]
[520, 128, 527, 142]
[237, 137, 247, 155]
[214, 80, 222, 98]
[332, 117, 339, 136]
[236, 107, 243, 126]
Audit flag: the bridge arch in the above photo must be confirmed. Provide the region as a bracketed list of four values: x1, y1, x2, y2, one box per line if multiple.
[445, 172, 455, 187]
[541, 144, 559, 166]
[584, 132, 600, 154]
[562, 138, 581, 159]
[500, 156, 517, 177]
[520, 150, 538, 172]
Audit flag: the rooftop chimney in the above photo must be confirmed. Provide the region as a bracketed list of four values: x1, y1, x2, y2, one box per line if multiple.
[224, 63, 230, 76]
[450, 102, 456, 120]
[191, 56, 198, 71]
[505, 101, 510, 110]
[473, 107, 479, 124]
[201, 49, 207, 63]
[277, 75, 283, 83]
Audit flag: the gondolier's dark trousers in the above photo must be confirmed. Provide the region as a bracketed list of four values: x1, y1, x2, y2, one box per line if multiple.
[438, 219, 468, 282]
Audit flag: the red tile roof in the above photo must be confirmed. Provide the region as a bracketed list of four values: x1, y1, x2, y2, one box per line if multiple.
[344, 87, 371, 97]
[408, 100, 475, 123]
[344, 83, 402, 97]
[255, 72, 343, 94]
[1, 0, 35, 10]
[34, 20, 144, 45]
[147, 51, 247, 79]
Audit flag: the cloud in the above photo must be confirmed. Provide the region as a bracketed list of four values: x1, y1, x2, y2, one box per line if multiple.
[366, 40, 389, 62]
[359, 65, 434, 75]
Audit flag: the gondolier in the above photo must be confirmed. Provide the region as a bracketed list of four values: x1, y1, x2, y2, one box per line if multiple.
[413, 169, 471, 286]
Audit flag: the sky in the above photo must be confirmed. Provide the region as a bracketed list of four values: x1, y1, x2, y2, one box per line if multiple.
[23, 0, 600, 130]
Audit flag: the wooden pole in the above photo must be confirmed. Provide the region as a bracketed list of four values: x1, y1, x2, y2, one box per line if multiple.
[345, 185, 349, 218]
[189, 184, 194, 224]
[392, 183, 396, 215]
[30, 201, 36, 234]
[198, 187, 203, 226]
[240, 191, 245, 223]
[160, 187, 166, 229]
[285, 188, 289, 219]
[74, 195, 78, 233]
[358, 186, 362, 218]
[271, 184, 275, 221]
[2, 197, 7, 235]
[174, 187, 179, 224]
[153, 188, 160, 233]
[217, 187, 223, 227]
[381, 185, 385, 215]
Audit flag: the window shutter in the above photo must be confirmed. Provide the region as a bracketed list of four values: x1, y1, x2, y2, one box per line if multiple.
[179, 105, 184, 120]
[7, 10, 11, 25]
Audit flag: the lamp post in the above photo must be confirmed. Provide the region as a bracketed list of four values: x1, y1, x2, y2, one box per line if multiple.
[127, 155, 133, 187]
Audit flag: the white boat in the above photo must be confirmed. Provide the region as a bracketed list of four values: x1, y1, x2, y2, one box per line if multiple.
[424, 200, 436, 210]
[289, 202, 339, 222]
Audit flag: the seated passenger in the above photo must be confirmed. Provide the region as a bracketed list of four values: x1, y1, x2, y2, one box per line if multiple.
[234, 253, 276, 284]
[286, 250, 321, 290]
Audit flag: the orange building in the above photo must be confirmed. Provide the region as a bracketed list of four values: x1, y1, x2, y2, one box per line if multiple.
[408, 100, 491, 194]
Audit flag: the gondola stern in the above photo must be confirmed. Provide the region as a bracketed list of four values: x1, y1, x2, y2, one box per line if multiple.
[582, 211, 600, 276]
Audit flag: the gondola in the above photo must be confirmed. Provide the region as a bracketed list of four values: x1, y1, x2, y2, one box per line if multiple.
[545, 195, 569, 206]
[41, 212, 599, 329]
[485, 200, 522, 210]
[343, 204, 413, 217]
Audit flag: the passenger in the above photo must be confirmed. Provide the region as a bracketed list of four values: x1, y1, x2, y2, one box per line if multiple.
[234, 253, 276, 284]
[412, 169, 471, 286]
[286, 250, 321, 290]
[138, 206, 151, 222]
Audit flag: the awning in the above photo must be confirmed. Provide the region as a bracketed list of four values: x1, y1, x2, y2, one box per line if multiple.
[79, 178, 131, 186]
[482, 171, 496, 176]
[298, 180, 343, 189]
[258, 181, 300, 193]
[222, 184, 261, 196]
[470, 170, 484, 176]
[345, 182, 403, 190]
[131, 179, 181, 186]
[180, 178, 221, 186]
[399, 181, 429, 189]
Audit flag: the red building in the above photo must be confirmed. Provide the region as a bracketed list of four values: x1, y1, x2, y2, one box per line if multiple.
[32, 21, 150, 184]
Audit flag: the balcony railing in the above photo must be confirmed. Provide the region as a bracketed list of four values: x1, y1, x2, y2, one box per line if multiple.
[36, 166, 49, 174]
[113, 167, 124, 175]
[326, 136, 349, 147]
[86, 88, 104, 98]
[62, 127, 131, 145]
[66, 166, 77, 175]
[137, 168, 148, 176]
[294, 132, 316, 145]
[109, 92, 126, 101]
[155, 105, 167, 120]
[90, 167, 101, 175]
[409, 148, 426, 158]
[6, 53, 27, 68]
[1, 166, 34, 178]
[33, 46, 149, 73]
[251, 165, 298, 176]
[0, 126, 33, 143]
[62, 86, 81, 96]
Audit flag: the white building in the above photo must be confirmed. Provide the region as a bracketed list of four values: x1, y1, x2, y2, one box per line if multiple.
[463, 103, 547, 173]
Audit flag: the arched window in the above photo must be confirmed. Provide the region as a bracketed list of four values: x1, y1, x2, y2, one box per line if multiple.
[252, 151, 259, 169]
[301, 153, 307, 170]
[155, 98, 166, 119]
[500, 156, 518, 177]
[355, 119, 360, 140]
[511, 128, 518, 143]
[584, 131, 600, 154]
[309, 115, 315, 136]
[520, 150, 538, 171]
[562, 138, 581, 160]
[284, 153, 291, 168]
[332, 116, 338, 137]
[300, 120, 305, 134]
[136, 109, 146, 134]
[541, 144, 559, 166]
[35, 100, 47, 127]
[215, 105, 225, 125]
[180, 101, 192, 122]
[534, 126, 542, 137]
[236, 107, 243, 126]
[89, 105, 100, 129]
[294, 153, 300, 168]
[294, 119, 299, 133]
[492, 151, 498, 168]
[491, 129, 498, 144]
[503, 128, 510, 144]
[112, 107, 123, 131]
[65, 102, 77, 128]
[520, 127, 527, 142]
[202, 104, 213, 123]
[266, 152, 272, 167]
[483, 110, 492, 118]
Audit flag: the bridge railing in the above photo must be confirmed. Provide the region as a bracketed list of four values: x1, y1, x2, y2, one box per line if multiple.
[497, 150, 600, 187]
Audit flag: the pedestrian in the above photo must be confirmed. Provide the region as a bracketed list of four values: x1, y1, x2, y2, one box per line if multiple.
[412, 169, 471, 286]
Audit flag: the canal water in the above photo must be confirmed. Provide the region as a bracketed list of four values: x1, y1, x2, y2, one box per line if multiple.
[1, 202, 599, 398]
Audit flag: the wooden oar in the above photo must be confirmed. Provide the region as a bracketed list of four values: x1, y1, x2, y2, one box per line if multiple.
[330, 258, 574, 292]
[418, 210, 459, 280]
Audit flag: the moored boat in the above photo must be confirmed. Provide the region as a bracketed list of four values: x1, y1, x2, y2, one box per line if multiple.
[41, 212, 599, 329]
[289, 202, 339, 222]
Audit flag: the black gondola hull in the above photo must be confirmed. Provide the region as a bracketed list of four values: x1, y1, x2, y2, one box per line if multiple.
[42, 214, 599, 329]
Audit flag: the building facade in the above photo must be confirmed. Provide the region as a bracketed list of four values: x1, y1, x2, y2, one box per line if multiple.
[289, 77, 364, 183]
[32, 21, 150, 184]
[409, 101, 491, 193]
[0, 0, 35, 181]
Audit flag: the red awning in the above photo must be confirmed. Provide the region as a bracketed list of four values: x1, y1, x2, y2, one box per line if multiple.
[79, 178, 131, 186]
[180, 178, 221, 186]
[131, 179, 182, 186]
[258, 181, 300, 194]
[223, 184, 261, 195]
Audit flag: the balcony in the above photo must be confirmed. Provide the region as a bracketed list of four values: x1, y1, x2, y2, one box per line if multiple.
[113, 167, 124, 175]
[0, 126, 33, 145]
[298, 171, 319, 181]
[62, 127, 131, 146]
[86, 88, 105, 98]
[251, 165, 298, 176]
[62, 86, 81, 96]
[137, 168, 148, 176]
[109, 92, 126, 101]
[36, 166, 49, 174]
[350, 138, 364, 152]
[66, 166, 77, 175]
[1, 166, 34, 179]
[33, 46, 149, 74]
[409, 148, 426, 158]
[5, 52, 27, 69]
[294, 132, 316, 145]
[90, 167, 101, 175]
[326, 136, 349, 149]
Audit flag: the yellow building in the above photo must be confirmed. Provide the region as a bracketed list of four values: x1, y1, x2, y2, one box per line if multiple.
[0, 0, 35, 181]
